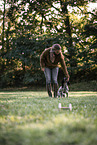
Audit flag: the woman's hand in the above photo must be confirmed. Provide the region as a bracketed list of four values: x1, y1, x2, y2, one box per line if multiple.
[66, 77, 69, 82]
[41, 68, 45, 72]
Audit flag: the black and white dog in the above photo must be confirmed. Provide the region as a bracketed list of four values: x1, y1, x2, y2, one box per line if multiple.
[58, 77, 69, 98]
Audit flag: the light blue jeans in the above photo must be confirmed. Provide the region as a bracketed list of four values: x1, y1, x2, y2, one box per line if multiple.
[44, 67, 59, 84]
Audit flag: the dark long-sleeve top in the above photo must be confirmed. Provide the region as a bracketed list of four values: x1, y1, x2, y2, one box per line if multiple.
[40, 47, 70, 78]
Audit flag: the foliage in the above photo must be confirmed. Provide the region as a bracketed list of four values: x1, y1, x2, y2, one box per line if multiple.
[0, 85, 97, 145]
[0, 0, 97, 87]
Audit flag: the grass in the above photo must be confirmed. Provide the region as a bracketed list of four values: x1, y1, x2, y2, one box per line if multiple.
[0, 82, 97, 145]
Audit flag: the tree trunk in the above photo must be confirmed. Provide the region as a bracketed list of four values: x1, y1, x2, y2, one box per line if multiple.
[60, 0, 77, 67]
[2, 0, 5, 51]
[1, 0, 6, 72]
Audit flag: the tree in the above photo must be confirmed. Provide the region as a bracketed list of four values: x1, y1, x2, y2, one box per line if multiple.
[0, 0, 97, 87]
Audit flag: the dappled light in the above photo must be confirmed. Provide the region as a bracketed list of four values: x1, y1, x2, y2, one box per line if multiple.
[0, 0, 97, 145]
[0, 0, 97, 87]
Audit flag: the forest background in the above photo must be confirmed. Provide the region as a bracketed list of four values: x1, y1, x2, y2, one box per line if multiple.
[0, 0, 97, 88]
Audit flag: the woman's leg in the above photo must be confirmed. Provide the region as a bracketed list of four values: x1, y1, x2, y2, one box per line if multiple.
[44, 68, 52, 97]
[52, 67, 59, 98]
[52, 67, 59, 84]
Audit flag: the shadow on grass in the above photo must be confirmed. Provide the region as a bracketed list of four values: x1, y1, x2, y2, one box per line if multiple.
[0, 80, 97, 92]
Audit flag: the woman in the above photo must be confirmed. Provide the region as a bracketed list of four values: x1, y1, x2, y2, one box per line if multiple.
[40, 44, 69, 98]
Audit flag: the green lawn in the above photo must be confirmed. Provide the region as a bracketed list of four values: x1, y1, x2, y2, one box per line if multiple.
[0, 87, 97, 145]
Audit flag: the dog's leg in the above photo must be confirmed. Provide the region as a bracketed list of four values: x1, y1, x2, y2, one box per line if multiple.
[61, 92, 63, 98]
[66, 93, 69, 97]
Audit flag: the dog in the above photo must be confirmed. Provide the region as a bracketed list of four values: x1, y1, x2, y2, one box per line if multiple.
[58, 77, 69, 98]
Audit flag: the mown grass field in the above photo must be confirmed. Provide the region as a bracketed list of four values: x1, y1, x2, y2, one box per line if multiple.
[0, 81, 97, 145]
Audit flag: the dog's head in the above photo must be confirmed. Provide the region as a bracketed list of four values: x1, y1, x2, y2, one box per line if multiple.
[62, 77, 70, 88]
